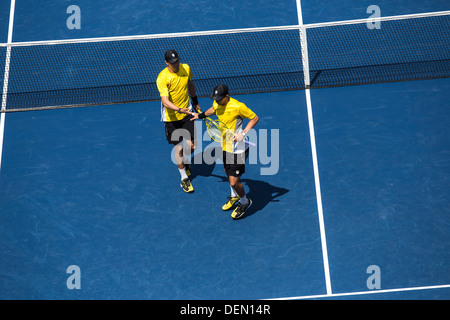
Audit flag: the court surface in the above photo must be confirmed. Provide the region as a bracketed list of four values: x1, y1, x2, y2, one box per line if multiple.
[0, 0, 449, 300]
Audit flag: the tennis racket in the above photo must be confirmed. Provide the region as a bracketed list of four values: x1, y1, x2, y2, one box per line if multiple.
[203, 116, 256, 147]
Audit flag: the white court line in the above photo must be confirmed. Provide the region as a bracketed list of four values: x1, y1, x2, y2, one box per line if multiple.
[0, 0, 16, 171]
[296, 0, 332, 296]
[304, 89, 332, 296]
[268, 283, 450, 300]
[0, 10, 448, 47]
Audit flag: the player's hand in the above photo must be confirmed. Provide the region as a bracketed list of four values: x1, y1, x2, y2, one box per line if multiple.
[190, 106, 201, 121]
[234, 133, 244, 142]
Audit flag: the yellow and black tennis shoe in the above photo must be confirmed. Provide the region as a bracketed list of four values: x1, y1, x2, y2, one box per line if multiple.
[180, 178, 194, 193]
[231, 198, 252, 219]
[222, 196, 240, 211]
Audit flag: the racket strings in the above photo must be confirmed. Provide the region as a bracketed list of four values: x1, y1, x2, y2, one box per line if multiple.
[207, 120, 233, 142]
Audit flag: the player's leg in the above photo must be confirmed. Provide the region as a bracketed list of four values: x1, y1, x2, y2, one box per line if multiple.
[182, 115, 196, 177]
[166, 121, 194, 193]
[224, 151, 252, 219]
[222, 165, 240, 211]
[229, 174, 252, 219]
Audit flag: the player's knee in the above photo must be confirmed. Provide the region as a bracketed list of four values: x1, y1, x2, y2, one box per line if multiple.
[185, 141, 196, 153]
[174, 143, 183, 151]
[229, 178, 239, 189]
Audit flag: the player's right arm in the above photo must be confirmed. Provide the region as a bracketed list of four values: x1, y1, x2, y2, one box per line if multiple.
[161, 96, 194, 115]
[191, 106, 215, 120]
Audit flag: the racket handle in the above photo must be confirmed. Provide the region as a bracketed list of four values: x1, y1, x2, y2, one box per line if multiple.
[245, 140, 256, 147]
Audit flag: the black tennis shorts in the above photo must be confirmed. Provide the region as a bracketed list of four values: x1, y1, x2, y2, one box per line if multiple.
[223, 149, 249, 177]
[164, 115, 195, 145]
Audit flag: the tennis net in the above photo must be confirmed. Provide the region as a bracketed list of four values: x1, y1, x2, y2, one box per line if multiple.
[0, 11, 449, 112]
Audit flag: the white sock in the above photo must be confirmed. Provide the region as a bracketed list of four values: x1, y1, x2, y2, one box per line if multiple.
[179, 168, 188, 180]
[239, 195, 247, 205]
[230, 186, 238, 198]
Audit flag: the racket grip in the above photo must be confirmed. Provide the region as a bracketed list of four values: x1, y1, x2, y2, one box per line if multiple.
[245, 140, 256, 147]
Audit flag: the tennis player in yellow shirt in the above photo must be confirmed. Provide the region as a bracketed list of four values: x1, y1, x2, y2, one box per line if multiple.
[192, 84, 259, 219]
[156, 49, 200, 193]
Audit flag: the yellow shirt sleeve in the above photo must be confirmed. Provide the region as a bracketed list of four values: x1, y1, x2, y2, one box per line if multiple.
[238, 102, 256, 120]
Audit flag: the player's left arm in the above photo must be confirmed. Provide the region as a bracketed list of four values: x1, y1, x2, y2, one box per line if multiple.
[235, 104, 259, 142]
[235, 115, 259, 142]
[188, 79, 201, 112]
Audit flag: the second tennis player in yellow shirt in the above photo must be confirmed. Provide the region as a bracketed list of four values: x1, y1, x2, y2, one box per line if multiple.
[192, 84, 259, 219]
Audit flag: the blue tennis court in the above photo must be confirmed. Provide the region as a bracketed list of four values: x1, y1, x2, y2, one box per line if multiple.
[0, 0, 449, 300]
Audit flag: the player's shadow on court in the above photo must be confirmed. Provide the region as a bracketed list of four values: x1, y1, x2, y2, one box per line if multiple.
[238, 178, 289, 218]
[208, 175, 289, 219]
[190, 147, 289, 218]
[189, 145, 221, 180]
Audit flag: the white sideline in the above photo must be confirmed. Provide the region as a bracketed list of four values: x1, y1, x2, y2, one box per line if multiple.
[0, 0, 15, 171]
[296, 0, 332, 296]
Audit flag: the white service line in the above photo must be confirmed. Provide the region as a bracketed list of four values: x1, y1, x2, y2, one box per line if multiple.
[1, 10, 448, 47]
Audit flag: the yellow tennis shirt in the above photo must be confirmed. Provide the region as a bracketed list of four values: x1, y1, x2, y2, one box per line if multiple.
[213, 97, 256, 153]
[156, 63, 193, 122]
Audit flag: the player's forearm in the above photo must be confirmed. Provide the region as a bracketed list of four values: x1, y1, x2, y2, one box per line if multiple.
[188, 80, 197, 98]
[204, 107, 215, 117]
[188, 81, 201, 111]
[191, 107, 215, 121]
[243, 115, 259, 134]
[161, 97, 193, 115]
